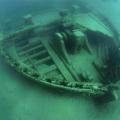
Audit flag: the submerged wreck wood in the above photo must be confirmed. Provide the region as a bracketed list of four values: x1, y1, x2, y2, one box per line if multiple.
[0, 10, 120, 102]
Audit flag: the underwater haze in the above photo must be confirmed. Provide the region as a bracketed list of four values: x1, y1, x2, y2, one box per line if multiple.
[0, 0, 120, 120]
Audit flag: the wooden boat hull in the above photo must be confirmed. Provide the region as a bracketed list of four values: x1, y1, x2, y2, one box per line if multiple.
[0, 11, 119, 102]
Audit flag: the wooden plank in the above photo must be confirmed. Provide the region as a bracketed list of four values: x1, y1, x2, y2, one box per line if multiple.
[35, 56, 51, 65]
[41, 65, 57, 74]
[29, 49, 47, 58]
[17, 44, 30, 51]
[40, 39, 75, 82]
[19, 44, 43, 56]
[22, 49, 48, 62]
[17, 41, 41, 51]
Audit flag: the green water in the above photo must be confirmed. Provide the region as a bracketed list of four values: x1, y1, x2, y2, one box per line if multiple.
[0, 0, 120, 120]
